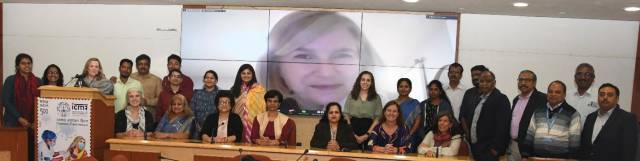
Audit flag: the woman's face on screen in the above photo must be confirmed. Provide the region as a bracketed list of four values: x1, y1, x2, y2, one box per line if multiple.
[279, 27, 360, 108]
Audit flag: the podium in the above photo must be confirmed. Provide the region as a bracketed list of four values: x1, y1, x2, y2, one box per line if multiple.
[0, 128, 28, 161]
[37, 86, 115, 160]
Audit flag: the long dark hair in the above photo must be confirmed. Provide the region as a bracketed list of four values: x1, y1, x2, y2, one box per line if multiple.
[427, 80, 451, 104]
[320, 102, 346, 123]
[379, 101, 404, 127]
[42, 64, 64, 86]
[349, 71, 378, 101]
[231, 64, 258, 98]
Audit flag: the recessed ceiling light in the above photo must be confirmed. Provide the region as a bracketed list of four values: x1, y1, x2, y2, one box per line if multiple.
[403, 0, 419, 3]
[624, 6, 640, 12]
[559, 12, 566, 15]
[513, 2, 529, 7]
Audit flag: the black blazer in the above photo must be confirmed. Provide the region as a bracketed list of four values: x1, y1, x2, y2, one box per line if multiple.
[512, 90, 547, 144]
[310, 121, 358, 151]
[201, 113, 243, 143]
[580, 106, 638, 161]
[115, 109, 155, 134]
[459, 88, 511, 156]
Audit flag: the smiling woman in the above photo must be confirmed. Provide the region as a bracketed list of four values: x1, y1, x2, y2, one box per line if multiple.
[267, 11, 372, 113]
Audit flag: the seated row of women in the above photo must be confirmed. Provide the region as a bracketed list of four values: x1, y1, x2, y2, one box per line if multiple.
[113, 87, 461, 157]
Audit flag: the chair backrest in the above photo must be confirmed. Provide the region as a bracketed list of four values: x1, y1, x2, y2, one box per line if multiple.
[457, 140, 470, 156]
[231, 154, 273, 161]
[328, 157, 357, 161]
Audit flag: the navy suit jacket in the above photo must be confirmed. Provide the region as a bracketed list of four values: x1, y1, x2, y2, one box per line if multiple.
[580, 106, 637, 161]
[459, 88, 511, 156]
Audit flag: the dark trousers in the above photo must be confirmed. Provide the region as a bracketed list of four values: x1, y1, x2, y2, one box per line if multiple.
[350, 117, 373, 151]
[471, 143, 499, 161]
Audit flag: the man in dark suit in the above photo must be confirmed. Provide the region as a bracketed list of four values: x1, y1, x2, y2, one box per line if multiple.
[460, 70, 511, 161]
[508, 70, 547, 161]
[458, 65, 488, 128]
[580, 83, 637, 161]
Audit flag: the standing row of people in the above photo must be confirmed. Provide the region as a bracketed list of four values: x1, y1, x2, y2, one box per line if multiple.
[3, 53, 637, 161]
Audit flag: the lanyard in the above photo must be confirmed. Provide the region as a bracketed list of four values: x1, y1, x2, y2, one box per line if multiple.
[546, 107, 564, 131]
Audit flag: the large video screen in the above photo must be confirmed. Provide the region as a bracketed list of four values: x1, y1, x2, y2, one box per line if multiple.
[181, 9, 458, 115]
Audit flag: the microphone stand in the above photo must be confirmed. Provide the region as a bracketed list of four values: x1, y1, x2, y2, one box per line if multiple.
[295, 149, 309, 161]
[158, 155, 179, 161]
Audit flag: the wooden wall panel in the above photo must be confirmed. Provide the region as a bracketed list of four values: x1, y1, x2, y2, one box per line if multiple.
[632, 25, 640, 120]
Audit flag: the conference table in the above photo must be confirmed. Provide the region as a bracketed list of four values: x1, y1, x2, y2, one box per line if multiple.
[106, 138, 472, 161]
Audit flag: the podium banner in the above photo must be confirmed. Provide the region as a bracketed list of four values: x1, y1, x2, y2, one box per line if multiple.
[36, 97, 92, 161]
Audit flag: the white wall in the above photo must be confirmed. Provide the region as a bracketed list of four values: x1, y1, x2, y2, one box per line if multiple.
[3, 3, 181, 82]
[3, 4, 638, 111]
[458, 14, 638, 111]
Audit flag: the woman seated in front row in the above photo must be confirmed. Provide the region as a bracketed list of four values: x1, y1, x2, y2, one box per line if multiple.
[250, 90, 296, 146]
[371, 101, 411, 154]
[310, 102, 358, 151]
[418, 111, 461, 157]
[154, 94, 194, 139]
[115, 88, 154, 137]
[201, 90, 243, 143]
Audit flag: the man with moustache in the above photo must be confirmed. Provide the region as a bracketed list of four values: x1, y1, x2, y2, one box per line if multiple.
[521, 81, 580, 159]
[161, 54, 194, 100]
[566, 63, 598, 126]
[459, 70, 511, 161]
[507, 70, 547, 161]
[444, 63, 467, 120]
[113, 59, 143, 112]
[130, 54, 163, 120]
[459, 65, 488, 120]
[580, 83, 637, 161]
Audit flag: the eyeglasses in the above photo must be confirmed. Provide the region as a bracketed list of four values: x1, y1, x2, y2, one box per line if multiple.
[218, 100, 231, 105]
[517, 78, 534, 82]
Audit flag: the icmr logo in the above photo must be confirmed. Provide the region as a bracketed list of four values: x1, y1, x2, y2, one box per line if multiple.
[71, 104, 89, 115]
[57, 102, 71, 117]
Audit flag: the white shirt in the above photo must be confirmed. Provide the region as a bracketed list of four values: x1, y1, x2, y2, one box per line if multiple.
[444, 83, 467, 120]
[566, 87, 598, 127]
[217, 117, 228, 137]
[592, 108, 613, 143]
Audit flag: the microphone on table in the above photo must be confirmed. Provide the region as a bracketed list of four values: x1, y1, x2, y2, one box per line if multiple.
[282, 140, 288, 148]
[211, 122, 224, 144]
[340, 147, 352, 152]
[295, 149, 309, 161]
[239, 148, 243, 154]
[64, 74, 82, 87]
[435, 135, 463, 158]
[158, 155, 179, 161]
[142, 126, 148, 140]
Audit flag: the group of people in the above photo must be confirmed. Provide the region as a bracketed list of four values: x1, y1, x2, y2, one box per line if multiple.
[3, 53, 638, 161]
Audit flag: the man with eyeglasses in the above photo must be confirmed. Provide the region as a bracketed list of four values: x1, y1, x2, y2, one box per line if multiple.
[566, 63, 598, 127]
[507, 70, 547, 161]
[579, 83, 637, 161]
